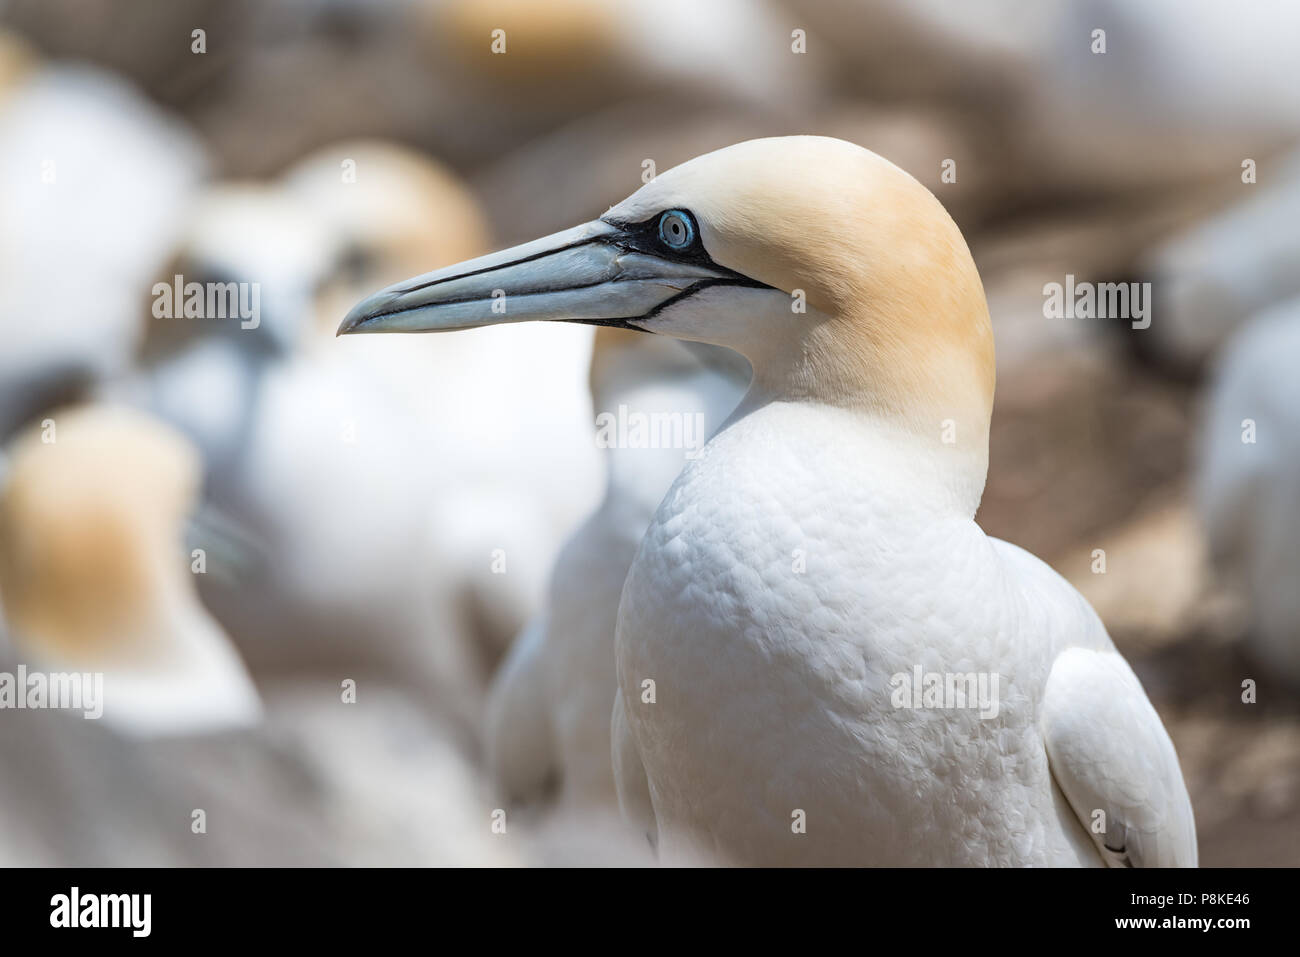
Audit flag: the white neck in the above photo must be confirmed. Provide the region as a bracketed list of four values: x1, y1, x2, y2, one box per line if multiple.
[595, 355, 747, 519]
[645, 292, 992, 519]
[724, 387, 989, 520]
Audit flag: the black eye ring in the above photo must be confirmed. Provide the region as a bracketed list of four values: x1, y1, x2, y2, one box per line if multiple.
[657, 210, 695, 251]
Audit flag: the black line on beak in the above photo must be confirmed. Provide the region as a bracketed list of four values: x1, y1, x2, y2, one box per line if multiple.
[558, 275, 772, 334]
[395, 235, 606, 297]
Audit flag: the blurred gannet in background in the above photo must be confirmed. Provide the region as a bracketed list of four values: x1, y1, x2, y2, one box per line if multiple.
[0, 29, 206, 441]
[1024, 0, 1300, 191]
[0, 679, 517, 866]
[0, 405, 261, 736]
[0, 398, 511, 865]
[487, 330, 748, 809]
[133, 145, 597, 720]
[781, 2, 1300, 196]
[282, 139, 491, 345]
[285, 141, 600, 664]
[1145, 150, 1300, 374]
[126, 181, 484, 717]
[340, 136, 1197, 866]
[0, 406, 509, 864]
[0, 386, 509, 865]
[1197, 297, 1300, 687]
[129, 184, 340, 484]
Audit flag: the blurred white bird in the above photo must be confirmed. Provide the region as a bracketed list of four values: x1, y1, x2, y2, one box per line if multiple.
[0, 30, 206, 440]
[340, 136, 1197, 867]
[130, 145, 601, 724]
[1197, 297, 1300, 687]
[0, 404, 261, 736]
[1146, 150, 1300, 372]
[128, 184, 341, 482]
[124, 181, 486, 718]
[787, 2, 1300, 194]
[284, 141, 601, 664]
[487, 330, 747, 808]
[1025, 0, 1300, 190]
[0, 403, 513, 866]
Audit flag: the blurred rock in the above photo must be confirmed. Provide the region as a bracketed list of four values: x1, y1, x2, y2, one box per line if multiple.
[424, 0, 826, 116]
[779, 0, 1056, 103]
[1059, 495, 1226, 651]
[0, 0, 253, 110]
[979, 347, 1191, 565]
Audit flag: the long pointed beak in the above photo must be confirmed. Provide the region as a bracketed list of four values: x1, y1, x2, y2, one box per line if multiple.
[337, 219, 742, 336]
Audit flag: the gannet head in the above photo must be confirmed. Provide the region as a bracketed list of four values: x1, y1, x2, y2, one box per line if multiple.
[141, 184, 339, 366]
[283, 140, 491, 338]
[0, 406, 197, 660]
[0, 405, 261, 735]
[341, 137, 994, 483]
[0, 29, 37, 103]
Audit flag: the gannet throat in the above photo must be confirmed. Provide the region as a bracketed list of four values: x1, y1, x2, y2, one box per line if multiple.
[338, 212, 771, 335]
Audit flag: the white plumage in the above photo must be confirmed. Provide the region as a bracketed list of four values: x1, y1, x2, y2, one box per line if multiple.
[1197, 298, 1300, 686]
[1147, 150, 1300, 371]
[615, 399, 1194, 865]
[0, 45, 205, 439]
[487, 333, 747, 808]
[0, 405, 261, 737]
[128, 182, 485, 712]
[606, 138, 1196, 866]
[341, 135, 1197, 866]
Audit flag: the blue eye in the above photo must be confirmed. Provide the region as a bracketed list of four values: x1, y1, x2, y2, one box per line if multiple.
[657, 210, 695, 251]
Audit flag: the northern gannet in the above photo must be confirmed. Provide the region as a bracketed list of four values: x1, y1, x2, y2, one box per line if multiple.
[487, 330, 748, 808]
[1197, 296, 1300, 687]
[284, 141, 601, 662]
[340, 136, 1197, 867]
[128, 181, 485, 717]
[0, 29, 205, 440]
[1146, 149, 1300, 374]
[0, 403, 510, 864]
[0, 405, 261, 736]
[134, 158, 595, 717]
[0, 408, 513, 864]
[1034, 0, 1300, 187]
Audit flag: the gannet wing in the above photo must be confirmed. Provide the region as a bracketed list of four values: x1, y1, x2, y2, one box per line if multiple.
[1042, 646, 1198, 867]
[485, 615, 557, 803]
[611, 687, 658, 849]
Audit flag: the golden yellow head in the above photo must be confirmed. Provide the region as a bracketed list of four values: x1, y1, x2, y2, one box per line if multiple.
[611, 136, 995, 431]
[284, 140, 491, 340]
[341, 136, 994, 450]
[0, 406, 200, 664]
[284, 140, 490, 281]
[0, 28, 36, 103]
